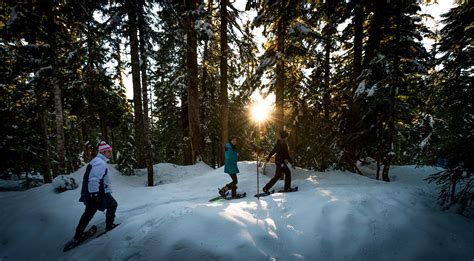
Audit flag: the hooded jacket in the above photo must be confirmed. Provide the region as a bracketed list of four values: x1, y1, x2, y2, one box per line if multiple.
[79, 153, 112, 210]
[224, 143, 240, 174]
[87, 153, 112, 194]
[267, 139, 293, 165]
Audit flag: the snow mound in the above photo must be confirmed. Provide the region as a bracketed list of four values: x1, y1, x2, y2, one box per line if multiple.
[0, 179, 24, 191]
[134, 161, 214, 186]
[52, 175, 79, 193]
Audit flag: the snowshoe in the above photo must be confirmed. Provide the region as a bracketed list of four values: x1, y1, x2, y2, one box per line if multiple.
[254, 189, 275, 198]
[96, 223, 120, 238]
[63, 225, 97, 252]
[209, 190, 229, 202]
[277, 186, 298, 193]
[228, 192, 246, 200]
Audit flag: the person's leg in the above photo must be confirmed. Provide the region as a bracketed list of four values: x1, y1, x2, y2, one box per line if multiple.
[220, 174, 237, 197]
[218, 185, 228, 197]
[263, 164, 284, 192]
[74, 204, 97, 240]
[105, 193, 118, 231]
[228, 174, 238, 197]
[283, 165, 292, 191]
[227, 174, 238, 187]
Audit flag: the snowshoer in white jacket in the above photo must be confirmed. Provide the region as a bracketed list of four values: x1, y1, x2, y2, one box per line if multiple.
[73, 141, 118, 241]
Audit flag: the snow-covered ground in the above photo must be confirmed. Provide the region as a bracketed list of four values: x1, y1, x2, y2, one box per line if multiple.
[0, 162, 473, 260]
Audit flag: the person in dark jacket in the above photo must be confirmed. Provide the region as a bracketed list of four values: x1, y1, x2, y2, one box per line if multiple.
[219, 136, 244, 198]
[263, 130, 294, 193]
[73, 141, 118, 242]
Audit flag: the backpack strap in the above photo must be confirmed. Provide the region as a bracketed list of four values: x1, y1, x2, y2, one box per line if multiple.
[98, 168, 108, 194]
[79, 164, 93, 203]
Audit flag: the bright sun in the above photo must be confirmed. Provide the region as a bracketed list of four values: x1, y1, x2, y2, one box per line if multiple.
[250, 93, 272, 123]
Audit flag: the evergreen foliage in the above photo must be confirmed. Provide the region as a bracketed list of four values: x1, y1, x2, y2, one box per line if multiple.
[0, 0, 134, 180]
[0, 0, 471, 212]
[425, 2, 473, 213]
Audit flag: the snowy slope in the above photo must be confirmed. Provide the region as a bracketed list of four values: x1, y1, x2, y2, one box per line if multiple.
[0, 162, 473, 261]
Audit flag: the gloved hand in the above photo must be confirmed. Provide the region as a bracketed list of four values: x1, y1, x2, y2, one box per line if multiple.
[89, 192, 101, 205]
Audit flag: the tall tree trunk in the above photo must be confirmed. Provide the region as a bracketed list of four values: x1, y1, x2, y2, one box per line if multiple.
[219, 0, 229, 167]
[275, 2, 287, 133]
[200, 41, 209, 162]
[342, 2, 364, 173]
[45, 1, 65, 176]
[382, 7, 401, 182]
[364, 2, 382, 67]
[99, 114, 109, 142]
[211, 87, 217, 168]
[323, 12, 333, 121]
[81, 125, 91, 162]
[200, 1, 210, 163]
[179, 46, 192, 165]
[28, 9, 52, 182]
[138, 0, 154, 186]
[127, 0, 145, 168]
[85, 21, 108, 144]
[114, 36, 126, 91]
[38, 90, 52, 183]
[181, 90, 193, 165]
[353, 2, 363, 82]
[53, 76, 66, 175]
[288, 102, 298, 159]
[185, 0, 202, 163]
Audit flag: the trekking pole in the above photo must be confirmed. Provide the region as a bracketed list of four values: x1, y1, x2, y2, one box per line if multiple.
[257, 152, 260, 198]
[250, 99, 269, 198]
[256, 122, 260, 198]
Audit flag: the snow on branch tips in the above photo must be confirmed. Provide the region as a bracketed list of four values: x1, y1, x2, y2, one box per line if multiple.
[195, 20, 213, 40]
[355, 80, 377, 98]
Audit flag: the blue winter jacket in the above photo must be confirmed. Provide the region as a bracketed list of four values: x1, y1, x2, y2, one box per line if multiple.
[224, 143, 239, 174]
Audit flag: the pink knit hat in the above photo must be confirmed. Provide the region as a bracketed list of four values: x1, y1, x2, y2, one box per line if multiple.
[98, 141, 112, 152]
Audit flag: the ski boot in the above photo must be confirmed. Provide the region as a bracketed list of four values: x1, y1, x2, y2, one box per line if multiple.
[218, 186, 230, 198]
[262, 187, 272, 195]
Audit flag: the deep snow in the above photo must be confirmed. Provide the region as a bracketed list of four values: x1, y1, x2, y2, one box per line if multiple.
[0, 162, 473, 261]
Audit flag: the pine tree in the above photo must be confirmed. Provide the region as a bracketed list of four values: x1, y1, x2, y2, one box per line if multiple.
[138, 0, 154, 186]
[302, 1, 347, 170]
[1, 0, 136, 182]
[249, 0, 311, 157]
[219, 0, 230, 167]
[426, 2, 473, 212]
[149, 1, 188, 164]
[127, 0, 146, 168]
[184, 0, 203, 164]
[344, 1, 430, 180]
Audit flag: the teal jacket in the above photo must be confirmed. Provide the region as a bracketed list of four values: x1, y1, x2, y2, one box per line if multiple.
[224, 143, 239, 174]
